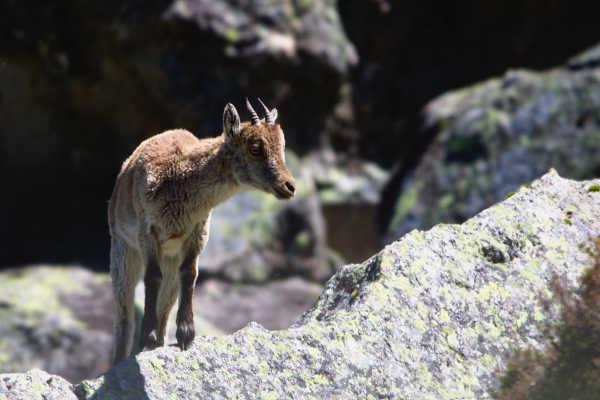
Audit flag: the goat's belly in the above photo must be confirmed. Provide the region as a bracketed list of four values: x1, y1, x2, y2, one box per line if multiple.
[162, 236, 185, 256]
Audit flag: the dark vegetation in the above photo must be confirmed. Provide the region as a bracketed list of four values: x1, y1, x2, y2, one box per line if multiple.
[494, 236, 600, 400]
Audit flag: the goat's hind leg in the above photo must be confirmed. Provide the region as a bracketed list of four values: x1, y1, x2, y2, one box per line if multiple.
[139, 251, 163, 351]
[110, 238, 142, 366]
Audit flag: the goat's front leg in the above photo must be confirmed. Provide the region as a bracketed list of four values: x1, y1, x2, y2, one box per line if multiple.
[176, 219, 208, 350]
[176, 249, 199, 350]
[154, 261, 180, 347]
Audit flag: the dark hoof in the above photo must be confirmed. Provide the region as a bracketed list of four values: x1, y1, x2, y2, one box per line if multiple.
[139, 328, 160, 351]
[176, 322, 195, 351]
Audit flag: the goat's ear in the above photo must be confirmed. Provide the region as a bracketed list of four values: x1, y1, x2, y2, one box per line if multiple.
[270, 108, 278, 124]
[223, 103, 240, 140]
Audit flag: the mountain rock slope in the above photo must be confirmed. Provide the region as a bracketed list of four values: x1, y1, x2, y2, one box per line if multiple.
[2, 170, 599, 399]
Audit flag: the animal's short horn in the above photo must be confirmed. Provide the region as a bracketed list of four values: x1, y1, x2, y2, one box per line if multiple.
[246, 98, 261, 126]
[257, 98, 274, 125]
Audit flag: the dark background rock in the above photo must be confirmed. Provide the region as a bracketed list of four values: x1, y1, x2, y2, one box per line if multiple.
[195, 277, 323, 334]
[340, 0, 600, 165]
[3, 0, 600, 268]
[386, 47, 600, 241]
[338, 0, 600, 234]
[0, 0, 354, 268]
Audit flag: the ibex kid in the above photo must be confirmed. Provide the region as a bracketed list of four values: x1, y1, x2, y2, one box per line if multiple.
[108, 99, 296, 366]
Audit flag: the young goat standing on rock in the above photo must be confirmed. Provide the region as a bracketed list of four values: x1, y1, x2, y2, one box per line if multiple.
[108, 99, 296, 366]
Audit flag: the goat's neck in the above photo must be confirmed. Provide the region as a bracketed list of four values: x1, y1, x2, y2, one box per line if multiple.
[185, 135, 243, 210]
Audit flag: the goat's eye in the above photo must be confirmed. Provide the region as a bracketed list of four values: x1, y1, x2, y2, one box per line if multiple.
[250, 146, 261, 156]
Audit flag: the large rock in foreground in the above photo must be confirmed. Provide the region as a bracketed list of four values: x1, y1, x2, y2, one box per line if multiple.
[3, 170, 600, 398]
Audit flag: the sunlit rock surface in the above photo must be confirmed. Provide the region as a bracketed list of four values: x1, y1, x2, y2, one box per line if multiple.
[0, 369, 76, 400]
[2, 170, 598, 398]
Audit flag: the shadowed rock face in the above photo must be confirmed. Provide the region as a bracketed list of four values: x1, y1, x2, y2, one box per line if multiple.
[339, 0, 600, 166]
[0, 0, 355, 268]
[2, 170, 599, 398]
[166, 0, 357, 75]
[5, 0, 600, 271]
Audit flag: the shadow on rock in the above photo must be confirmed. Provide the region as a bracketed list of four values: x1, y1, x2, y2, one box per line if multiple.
[76, 356, 148, 400]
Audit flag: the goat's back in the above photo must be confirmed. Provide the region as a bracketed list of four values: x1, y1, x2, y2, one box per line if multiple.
[108, 129, 206, 243]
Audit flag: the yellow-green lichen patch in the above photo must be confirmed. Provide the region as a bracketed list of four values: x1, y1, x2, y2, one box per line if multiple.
[257, 360, 270, 375]
[148, 357, 169, 382]
[312, 373, 329, 385]
[439, 309, 451, 323]
[446, 331, 460, 350]
[260, 390, 279, 400]
[544, 237, 569, 265]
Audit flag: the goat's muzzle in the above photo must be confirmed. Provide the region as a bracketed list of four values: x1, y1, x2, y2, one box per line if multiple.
[273, 179, 296, 199]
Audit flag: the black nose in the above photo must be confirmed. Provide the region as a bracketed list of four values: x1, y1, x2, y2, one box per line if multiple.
[285, 182, 295, 193]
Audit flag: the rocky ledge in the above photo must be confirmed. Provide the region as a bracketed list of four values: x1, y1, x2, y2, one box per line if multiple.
[2, 170, 599, 399]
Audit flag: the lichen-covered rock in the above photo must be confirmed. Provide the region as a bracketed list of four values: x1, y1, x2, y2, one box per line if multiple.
[388, 45, 600, 240]
[0, 264, 321, 385]
[3, 170, 596, 399]
[0, 369, 76, 400]
[76, 170, 599, 398]
[0, 266, 114, 384]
